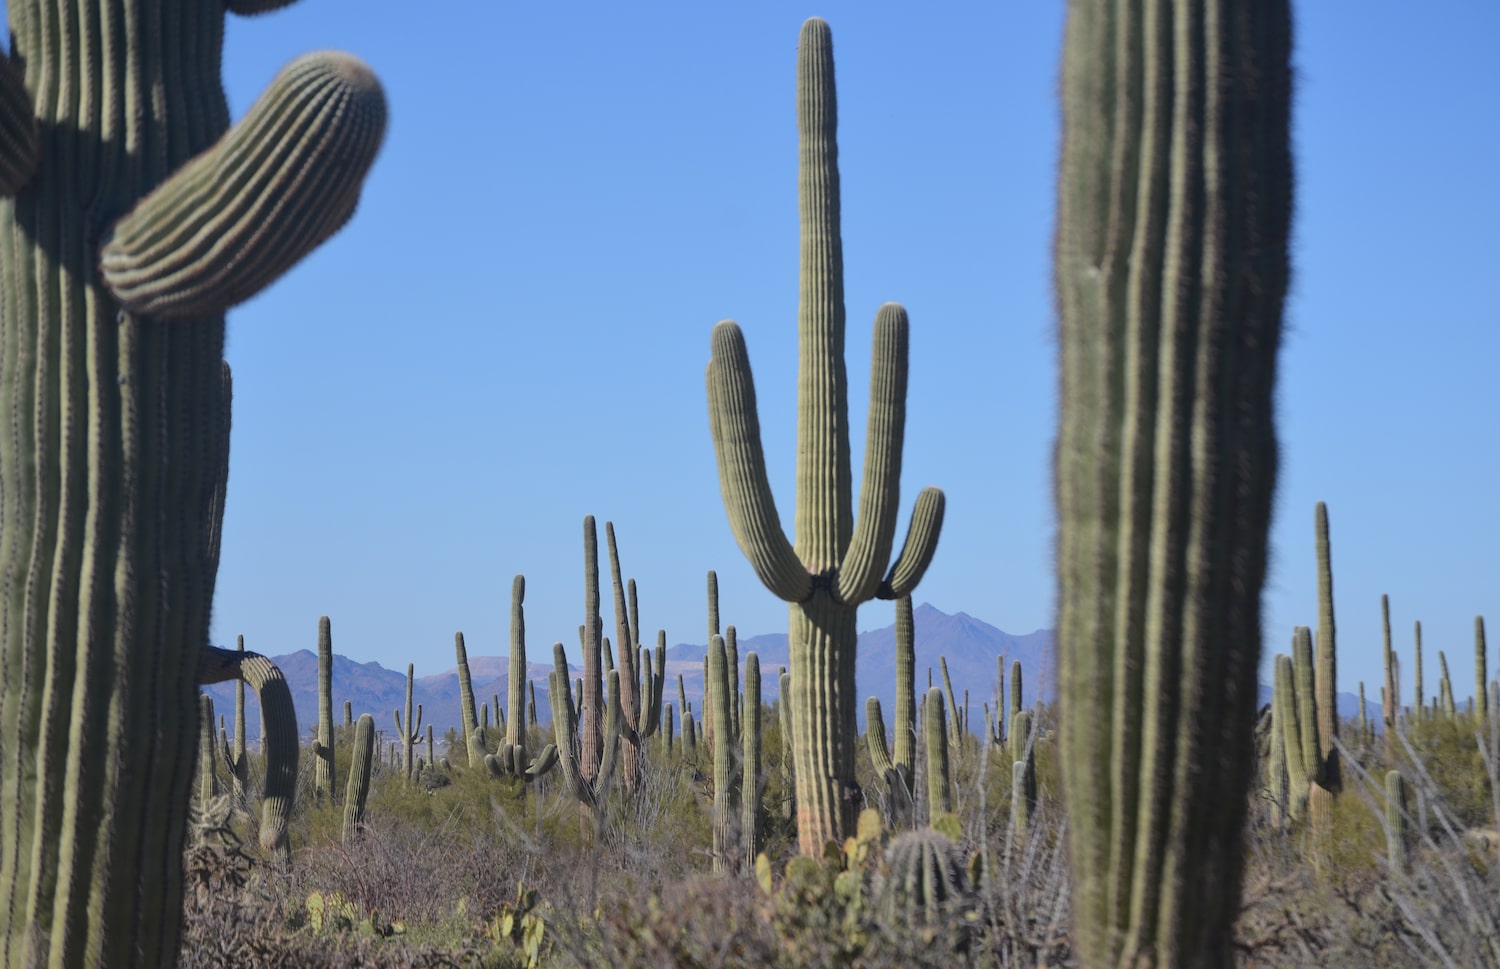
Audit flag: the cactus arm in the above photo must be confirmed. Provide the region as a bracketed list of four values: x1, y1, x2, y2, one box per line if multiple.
[604, 523, 642, 772]
[939, 657, 961, 748]
[198, 645, 297, 858]
[1476, 617, 1488, 721]
[707, 322, 813, 602]
[456, 631, 487, 767]
[876, 487, 945, 599]
[708, 636, 737, 872]
[100, 52, 386, 319]
[0, 51, 39, 196]
[837, 303, 909, 603]
[507, 576, 528, 765]
[793, 17, 853, 572]
[594, 669, 623, 805]
[226, 0, 300, 15]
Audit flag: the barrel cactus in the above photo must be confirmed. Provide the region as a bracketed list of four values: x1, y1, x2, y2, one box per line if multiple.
[0, 2, 384, 962]
[1054, 0, 1293, 964]
[705, 16, 944, 856]
[875, 828, 974, 945]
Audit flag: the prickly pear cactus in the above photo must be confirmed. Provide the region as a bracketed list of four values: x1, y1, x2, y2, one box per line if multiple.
[0, 2, 385, 965]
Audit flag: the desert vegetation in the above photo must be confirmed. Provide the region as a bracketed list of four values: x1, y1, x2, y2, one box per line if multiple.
[2, 1, 1494, 968]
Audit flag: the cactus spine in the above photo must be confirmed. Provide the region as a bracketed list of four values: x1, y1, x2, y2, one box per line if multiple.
[343, 714, 376, 846]
[742, 652, 764, 869]
[315, 616, 335, 804]
[1054, 0, 1293, 962]
[705, 19, 945, 853]
[0, 5, 382, 957]
[394, 664, 423, 781]
[486, 576, 558, 780]
[866, 594, 917, 824]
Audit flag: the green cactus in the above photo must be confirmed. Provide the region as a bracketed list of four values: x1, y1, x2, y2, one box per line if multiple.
[993, 655, 1006, 746]
[315, 616, 336, 804]
[1314, 503, 1340, 794]
[683, 710, 698, 755]
[1054, 0, 1293, 961]
[1382, 595, 1398, 755]
[875, 828, 973, 939]
[220, 635, 251, 808]
[709, 634, 741, 873]
[455, 631, 488, 767]
[664, 702, 676, 759]
[704, 571, 720, 744]
[343, 714, 376, 846]
[1358, 681, 1370, 746]
[0, 4, 382, 959]
[1008, 659, 1023, 727]
[198, 695, 219, 804]
[866, 595, 918, 824]
[344, 700, 354, 729]
[1385, 769, 1409, 875]
[1476, 616, 1488, 722]
[705, 18, 945, 854]
[1266, 686, 1289, 827]
[780, 670, 795, 820]
[1439, 650, 1456, 718]
[603, 524, 665, 794]
[1274, 654, 1308, 821]
[743, 652, 764, 869]
[939, 657, 961, 750]
[923, 688, 952, 819]
[199, 646, 299, 861]
[485, 576, 558, 781]
[1413, 621, 1425, 724]
[394, 664, 423, 781]
[1010, 710, 1036, 839]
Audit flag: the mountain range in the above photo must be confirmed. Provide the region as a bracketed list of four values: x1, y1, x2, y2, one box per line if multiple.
[203, 604, 1377, 743]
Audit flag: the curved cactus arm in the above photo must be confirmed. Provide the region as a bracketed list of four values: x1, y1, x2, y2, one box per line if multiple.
[226, 0, 300, 14]
[100, 52, 386, 318]
[0, 51, 39, 196]
[707, 321, 812, 602]
[876, 487, 945, 599]
[637, 636, 666, 739]
[198, 645, 297, 858]
[526, 744, 559, 779]
[837, 303, 909, 603]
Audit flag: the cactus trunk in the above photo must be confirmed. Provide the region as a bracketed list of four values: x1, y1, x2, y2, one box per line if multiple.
[315, 615, 335, 804]
[1054, 0, 1293, 963]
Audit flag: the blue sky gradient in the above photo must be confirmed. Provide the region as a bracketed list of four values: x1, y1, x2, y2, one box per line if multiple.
[3, 2, 1495, 706]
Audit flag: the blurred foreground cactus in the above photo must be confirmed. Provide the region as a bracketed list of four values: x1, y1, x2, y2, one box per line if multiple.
[0, 2, 384, 963]
[1054, 0, 1293, 965]
[706, 16, 944, 855]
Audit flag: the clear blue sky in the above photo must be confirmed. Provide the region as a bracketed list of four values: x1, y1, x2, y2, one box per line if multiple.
[4, 3, 1496, 707]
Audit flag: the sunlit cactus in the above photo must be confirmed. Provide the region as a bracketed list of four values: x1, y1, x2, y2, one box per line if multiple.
[1054, 0, 1293, 962]
[343, 715, 376, 846]
[705, 18, 945, 854]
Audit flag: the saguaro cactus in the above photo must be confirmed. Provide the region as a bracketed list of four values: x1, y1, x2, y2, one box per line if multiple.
[742, 652, 764, 869]
[1010, 710, 1036, 839]
[705, 17, 945, 855]
[924, 687, 952, 818]
[1476, 617, 1488, 722]
[0, 3, 384, 964]
[394, 665, 423, 781]
[1054, 0, 1293, 964]
[343, 715, 376, 846]
[198, 695, 219, 804]
[221, 635, 251, 806]
[315, 616, 336, 804]
[867, 595, 918, 824]
[1385, 769, 1409, 875]
[486, 576, 558, 780]
[708, 634, 740, 873]
[455, 631, 489, 767]
[603, 524, 665, 793]
[1313, 503, 1340, 794]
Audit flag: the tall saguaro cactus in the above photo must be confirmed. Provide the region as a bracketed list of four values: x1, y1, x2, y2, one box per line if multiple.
[1054, 1, 1293, 965]
[705, 17, 945, 856]
[486, 576, 558, 780]
[604, 524, 665, 793]
[0, 4, 384, 964]
[315, 616, 336, 804]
